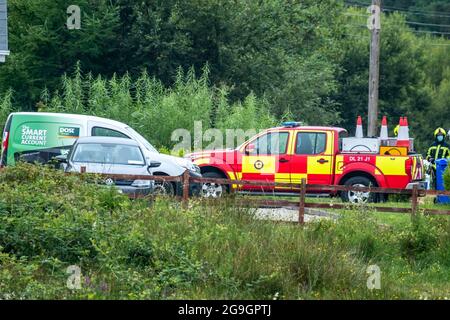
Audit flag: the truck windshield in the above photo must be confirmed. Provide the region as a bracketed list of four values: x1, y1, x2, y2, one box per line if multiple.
[73, 143, 145, 165]
[124, 127, 158, 153]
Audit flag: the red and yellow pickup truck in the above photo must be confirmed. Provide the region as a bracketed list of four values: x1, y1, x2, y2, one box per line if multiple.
[186, 123, 425, 202]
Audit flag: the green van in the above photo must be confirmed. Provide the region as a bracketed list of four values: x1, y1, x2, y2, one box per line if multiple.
[1, 113, 87, 165]
[0, 112, 153, 166]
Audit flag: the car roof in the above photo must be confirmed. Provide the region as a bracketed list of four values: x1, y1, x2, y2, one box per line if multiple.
[75, 136, 140, 146]
[11, 112, 129, 129]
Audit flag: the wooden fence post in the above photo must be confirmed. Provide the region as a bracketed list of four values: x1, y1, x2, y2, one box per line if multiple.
[182, 170, 190, 206]
[411, 184, 418, 221]
[299, 178, 306, 225]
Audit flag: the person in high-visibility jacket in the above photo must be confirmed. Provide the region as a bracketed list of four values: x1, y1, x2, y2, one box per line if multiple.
[426, 127, 450, 167]
[394, 125, 400, 137]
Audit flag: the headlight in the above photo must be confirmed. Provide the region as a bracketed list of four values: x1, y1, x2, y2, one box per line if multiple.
[186, 163, 201, 173]
[131, 180, 152, 187]
[175, 158, 200, 173]
[192, 164, 201, 174]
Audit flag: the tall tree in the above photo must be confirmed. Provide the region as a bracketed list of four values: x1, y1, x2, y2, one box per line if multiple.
[0, 0, 120, 108]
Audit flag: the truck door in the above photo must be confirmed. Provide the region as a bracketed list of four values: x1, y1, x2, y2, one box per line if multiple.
[291, 131, 333, 186]
[240, 131, 291, 191]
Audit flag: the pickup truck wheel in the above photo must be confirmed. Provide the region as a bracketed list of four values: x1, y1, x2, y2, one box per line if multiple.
[201, 172, 228, 198]
[341, 176, 376, 203]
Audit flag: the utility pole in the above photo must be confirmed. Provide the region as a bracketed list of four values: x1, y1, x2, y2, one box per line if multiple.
[367, 0, 381, 137]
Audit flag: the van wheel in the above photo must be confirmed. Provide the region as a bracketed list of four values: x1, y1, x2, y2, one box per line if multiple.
[201, 172, 228, 198]
[341, 176, 377, 203]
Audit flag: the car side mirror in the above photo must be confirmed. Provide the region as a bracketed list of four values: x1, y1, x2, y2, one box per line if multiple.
[148, 161, 161, 168]
[53, 154, 68, 163]
[245, 143, 256, 155]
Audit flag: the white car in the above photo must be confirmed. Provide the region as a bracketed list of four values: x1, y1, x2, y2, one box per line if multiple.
[60, 136, 160, 196]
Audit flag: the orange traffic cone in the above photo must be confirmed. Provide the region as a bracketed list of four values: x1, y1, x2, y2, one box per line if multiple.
[396, 117, 410, 148]
[404, 117, 410, 139]
[380, 116, 388, 140]
[355, 116, 363, 138]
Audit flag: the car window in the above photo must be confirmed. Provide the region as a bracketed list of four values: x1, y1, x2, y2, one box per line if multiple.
[92, 127, 130, 139]
[250, 132, 289, 155]
[296, 132, 327, 155]
[72, 143, 145, 165]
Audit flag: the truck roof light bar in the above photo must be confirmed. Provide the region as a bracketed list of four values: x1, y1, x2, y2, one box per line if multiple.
[281, 121, 302, 128]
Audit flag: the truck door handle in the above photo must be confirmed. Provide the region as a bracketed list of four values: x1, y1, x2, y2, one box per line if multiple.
[279, 158, 289, 163]
[317, 158, 329, 164]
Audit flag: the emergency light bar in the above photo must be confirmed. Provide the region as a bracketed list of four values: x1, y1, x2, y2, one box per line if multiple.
[281, 122, 302, 128]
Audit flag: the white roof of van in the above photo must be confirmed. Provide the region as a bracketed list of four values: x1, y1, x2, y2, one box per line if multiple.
[12, 112, 128, 128]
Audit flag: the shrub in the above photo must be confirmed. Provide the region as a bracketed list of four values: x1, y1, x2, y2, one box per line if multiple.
[0, 164, 449, 299]
[443, 166, 450, 191]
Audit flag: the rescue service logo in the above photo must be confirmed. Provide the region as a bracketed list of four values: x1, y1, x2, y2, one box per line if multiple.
[58, 126, 80, 138]
[254, 160, 264, 170]
[20, 125, 48, 146]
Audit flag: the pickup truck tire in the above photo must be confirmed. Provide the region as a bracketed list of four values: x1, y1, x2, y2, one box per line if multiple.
[341, 176, 377, 203]
[201, 172, 228, 198]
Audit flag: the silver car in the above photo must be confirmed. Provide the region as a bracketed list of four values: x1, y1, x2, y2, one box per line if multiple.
[57, 137, 161, 196]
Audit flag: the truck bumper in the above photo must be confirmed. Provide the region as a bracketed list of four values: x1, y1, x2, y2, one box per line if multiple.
[405, 181, 427, 190]
[117, 185, 154, 197]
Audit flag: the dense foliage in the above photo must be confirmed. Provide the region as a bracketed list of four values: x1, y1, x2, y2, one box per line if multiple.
[0, 164, 449, 299]
[0, 0, 449, 152]
[37, 65, 276, 149]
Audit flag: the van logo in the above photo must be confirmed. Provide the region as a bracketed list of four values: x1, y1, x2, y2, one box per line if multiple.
[59, 127, 80, 137]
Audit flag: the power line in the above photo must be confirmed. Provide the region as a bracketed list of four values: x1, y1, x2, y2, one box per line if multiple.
[381, 7, 450, 19]
[348, 24, 450, 36]
[412, 29, 450, 35]
[345, 1, 450, 18]
[344, 32, 450, 46]
[405, 21, 450, 28]
[345, 13, 450, 28]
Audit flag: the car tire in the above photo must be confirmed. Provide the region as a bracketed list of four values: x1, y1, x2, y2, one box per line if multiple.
[153, 180, 175, 196]
[340, 176, 377, 203]
[201, 172, 228, 199]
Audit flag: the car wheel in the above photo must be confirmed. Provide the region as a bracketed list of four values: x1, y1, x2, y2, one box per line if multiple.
[201, 172, 228, 198]
[341, 176, 377, 203]
[153, 180, 175, 196]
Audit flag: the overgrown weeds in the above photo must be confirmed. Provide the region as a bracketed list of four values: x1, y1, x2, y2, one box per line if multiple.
[0, 164, 449, 299]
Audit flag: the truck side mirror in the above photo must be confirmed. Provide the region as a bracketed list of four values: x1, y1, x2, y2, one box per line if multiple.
[245, 143, 256, 155]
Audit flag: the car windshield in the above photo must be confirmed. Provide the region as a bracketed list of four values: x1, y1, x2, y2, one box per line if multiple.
[72, 143, 145, 165]
[125, 127, 158, 153]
